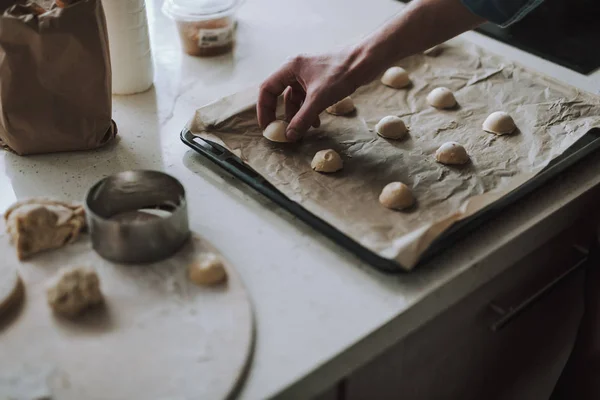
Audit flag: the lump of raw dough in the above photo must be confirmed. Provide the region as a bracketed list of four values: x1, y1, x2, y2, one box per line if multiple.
[379, 182, 415, 211]
[326, 96, 355, 116]
[311, 149, 343, 173]
[375, 116, 408, 140]
[188, 253, 227, 286]
[435, 142, 470, 165]
[263, 120, 291, 143]
[4, 199, 86, 260]
[483, 111, 516, 135]
[381, 67, 410, 89]
[427, 87, 457, 109]
[47, 267, 103, 318]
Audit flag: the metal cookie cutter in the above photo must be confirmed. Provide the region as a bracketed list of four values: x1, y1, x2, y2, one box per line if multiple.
[85, 170, 190, 263]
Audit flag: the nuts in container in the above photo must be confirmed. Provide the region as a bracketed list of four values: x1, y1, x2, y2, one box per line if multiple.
[177, 16, 235, 57]
[163, 0, 242, 57]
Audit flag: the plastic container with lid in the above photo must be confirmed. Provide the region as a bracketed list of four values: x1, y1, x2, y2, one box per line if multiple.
[162, 0, 242, 57]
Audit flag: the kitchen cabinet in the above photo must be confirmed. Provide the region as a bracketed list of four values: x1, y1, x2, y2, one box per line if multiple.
[341, 223, 593, 400]
[313, 384, 341, 400]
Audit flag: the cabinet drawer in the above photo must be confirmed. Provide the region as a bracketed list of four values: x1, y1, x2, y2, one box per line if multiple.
[313, 383, 341, 400]
[346, 224, 591, 400]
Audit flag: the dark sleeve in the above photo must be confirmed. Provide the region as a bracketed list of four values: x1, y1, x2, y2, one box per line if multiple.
[460, 0, 546, 27]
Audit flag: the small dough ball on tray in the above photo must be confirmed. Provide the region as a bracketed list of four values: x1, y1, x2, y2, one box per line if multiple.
[47, 266, 103, 318]
[435, 142, 470, 165]
[326, 96, 355, 116]
[379, 182, 415, 211]
[188, 253, 228, 286]
[263, 120, 291, 143]
[483, 111, 517, 135]
[381, 67, 410, 89]
[427, 87, 457, 109]
[311, 149, 343, 173]
[375, 116, 408, 140]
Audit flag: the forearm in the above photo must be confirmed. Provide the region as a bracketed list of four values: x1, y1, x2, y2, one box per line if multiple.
[257, 0, 488, 138]
[347, 0, 486, 87]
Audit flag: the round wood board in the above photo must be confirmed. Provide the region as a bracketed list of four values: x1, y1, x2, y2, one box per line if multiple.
[0, 232, 255, 400]
[0, 261, 22, 317]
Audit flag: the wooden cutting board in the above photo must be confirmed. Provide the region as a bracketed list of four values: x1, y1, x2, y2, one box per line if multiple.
[0, 232, 255, 400]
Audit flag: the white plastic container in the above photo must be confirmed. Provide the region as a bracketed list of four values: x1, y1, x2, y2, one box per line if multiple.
[102, 0, 154, 95]
[162, 0, 243, 57]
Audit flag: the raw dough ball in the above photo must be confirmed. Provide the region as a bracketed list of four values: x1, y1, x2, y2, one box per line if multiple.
[4, 198, 86, 260]
[483, 111, 517, 135]
[263, 120, 290, 143]
[427, 87, 457, 109]
[435, 142, 470, 165]
[381, 67, 410, 89]
[379, 182, 415, 211]
[47, 266, 103, 318]
[326, 96, 355, 116]
[188, 253, 227, 286]
[311, 149, 343, 173]
[0, 264, 23, 317]
[375, 116, 408, 140]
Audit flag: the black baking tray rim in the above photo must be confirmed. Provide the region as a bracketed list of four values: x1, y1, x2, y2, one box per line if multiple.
[182, 128, 600, 273]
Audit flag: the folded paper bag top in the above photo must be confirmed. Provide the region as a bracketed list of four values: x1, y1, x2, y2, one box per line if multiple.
[0, 0, 117, 155]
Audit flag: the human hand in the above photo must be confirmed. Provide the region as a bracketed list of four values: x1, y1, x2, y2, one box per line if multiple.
[257, 0, 487, 142]
[257, 48, 370, 141]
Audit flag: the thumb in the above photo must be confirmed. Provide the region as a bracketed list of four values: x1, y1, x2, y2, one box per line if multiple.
[286, 95, 323, 141]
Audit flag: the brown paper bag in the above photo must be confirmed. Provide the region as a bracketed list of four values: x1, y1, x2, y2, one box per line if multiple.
[0, 0, 116, 155]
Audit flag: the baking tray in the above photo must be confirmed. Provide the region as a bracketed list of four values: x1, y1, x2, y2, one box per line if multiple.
[182, 127, 600, 273]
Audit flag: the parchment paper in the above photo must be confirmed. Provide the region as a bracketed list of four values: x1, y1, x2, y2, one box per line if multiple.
[188, 43, 600, 270]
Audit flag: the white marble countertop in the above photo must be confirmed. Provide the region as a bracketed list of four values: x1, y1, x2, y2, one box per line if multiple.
[1, 0, 599, 399]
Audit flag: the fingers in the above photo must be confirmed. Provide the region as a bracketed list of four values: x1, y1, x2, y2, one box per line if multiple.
[283, 84, 304, 123]
[259, 54, 325, 139]
[257, 65, 297, 129]
[287, 92, 325, 141]
[285, 84, 321, 131]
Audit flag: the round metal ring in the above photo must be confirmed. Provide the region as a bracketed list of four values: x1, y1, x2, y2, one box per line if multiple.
[85, 170, 190, 264]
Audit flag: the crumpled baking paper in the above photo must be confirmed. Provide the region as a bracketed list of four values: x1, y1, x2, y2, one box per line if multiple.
[188, 43, 600, 270]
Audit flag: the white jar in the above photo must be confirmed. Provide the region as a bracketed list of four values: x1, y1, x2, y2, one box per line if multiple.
[102, 0, 154, 95]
